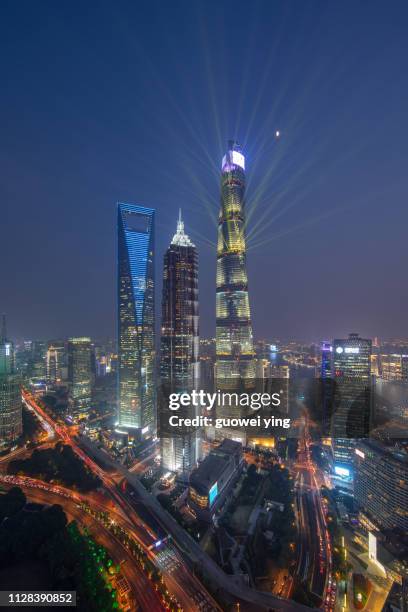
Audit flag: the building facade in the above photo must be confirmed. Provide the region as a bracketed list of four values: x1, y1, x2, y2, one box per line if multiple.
[188, 439, 243, 521]
[354, 440, 408, 532]
[332, 333, 372, 471]
[0, 316, 22, 447]
[46, 340, 66, 383]
[117, 203, 155, 440]
[68, 337, 92, 420]
[215, 141, 255, 441]
[160, 212, 200, 474]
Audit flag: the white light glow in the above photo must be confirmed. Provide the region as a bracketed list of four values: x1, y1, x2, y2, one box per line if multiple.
[231, 150, 245, 169]
[222, 151, 245, 170]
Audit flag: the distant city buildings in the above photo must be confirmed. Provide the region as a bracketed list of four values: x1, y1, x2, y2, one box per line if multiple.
[117, 203, 155, 441]
[160, 213, 200, 474]
[332, 333, 372, 472]
[67, 337, 92, 421]
[378, 353, 408, 382]
[0, 316, 22, 448]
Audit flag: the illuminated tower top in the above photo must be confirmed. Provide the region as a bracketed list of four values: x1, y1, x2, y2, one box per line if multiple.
[171, 209, 195, 248]
[221, 140, 245, 173]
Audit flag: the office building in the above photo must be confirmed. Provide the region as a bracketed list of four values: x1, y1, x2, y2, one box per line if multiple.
[215, 141, 255, 442]
[160, 212, 200, 474]
[31, 340, 47, 379]
[0, 316, 22, 447]
[46, 340, 66, 383]
[354, 439, 408, 532]
[188, 439, 243, 521]
[68, 337, 92, 420]
[320, 341, 332, 379]
[332, 333, 372, 472]
[379, 354, 408, 382]
[117, 203, 155, 440]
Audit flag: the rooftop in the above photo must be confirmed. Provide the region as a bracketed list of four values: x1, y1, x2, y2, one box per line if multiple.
[170, 210, 195, 248]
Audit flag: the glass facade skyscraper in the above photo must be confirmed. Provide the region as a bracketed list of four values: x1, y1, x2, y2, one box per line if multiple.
[355, 440, 408, 532]
[332, 333, 372, 471]
[215, 142, 255, 441]
[0, 316, 22, 448]
[215, 141, 255, 379]
[47, 340, 66, 383]
[117, 203, 155, 439]
[67, 337, 92, 420]
[160, 212, 200, 473]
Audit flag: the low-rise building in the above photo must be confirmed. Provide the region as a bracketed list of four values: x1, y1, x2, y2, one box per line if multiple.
[188, 439, 243, 521]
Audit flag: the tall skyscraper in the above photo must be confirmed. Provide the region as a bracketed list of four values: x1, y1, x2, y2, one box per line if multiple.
[320, 341, 332, 379]
[46, 340, 66, 383]
[67, 337, 92, 420]
[215, 141, 255, 442]
[332, 333, 372, 472]
[320, 341, 333, 435]
[160, 212, 200, 474]
[0, 316, 22, 447]
[117, 203, 155, 440]
[30, 340, 47, 379]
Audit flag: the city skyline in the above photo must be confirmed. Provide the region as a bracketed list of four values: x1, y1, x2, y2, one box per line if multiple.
[1, 3, 408, 611]
[2, 1, 408, 342]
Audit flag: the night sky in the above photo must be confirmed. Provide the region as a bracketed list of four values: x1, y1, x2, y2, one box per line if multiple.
[1, 0, 408, 343]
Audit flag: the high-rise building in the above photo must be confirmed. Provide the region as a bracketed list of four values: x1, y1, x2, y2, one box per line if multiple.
[117, 203, 155, 440]
[332, 333, 372, 472]
[30, 340, 47, 379]
[320, 341, 333, 436]
[160, 212, 200, 474]
[67, 337, 92, 420]
[354, 440, 408, 532]
[320, 341, 332, 379]
[215, 141, 255, 442]
[0, 316, 22, 447]
[46, 340, 66, 383]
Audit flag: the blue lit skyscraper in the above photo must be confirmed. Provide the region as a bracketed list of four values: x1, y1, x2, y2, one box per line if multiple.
[117, 203, 155, 440]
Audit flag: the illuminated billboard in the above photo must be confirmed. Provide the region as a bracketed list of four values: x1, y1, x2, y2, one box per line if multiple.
[208, 482, 218, 507]
[334, 465, 350, 477]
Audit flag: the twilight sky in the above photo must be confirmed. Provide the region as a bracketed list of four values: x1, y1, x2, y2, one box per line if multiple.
[1, 0, 408, 342]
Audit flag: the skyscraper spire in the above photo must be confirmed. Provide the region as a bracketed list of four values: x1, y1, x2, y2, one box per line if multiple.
[171, 210, 195, 247]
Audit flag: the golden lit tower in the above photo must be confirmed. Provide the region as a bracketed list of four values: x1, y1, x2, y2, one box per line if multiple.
[215, 141, 255, 406]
